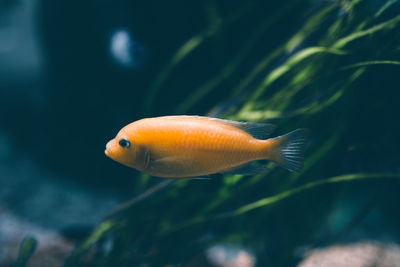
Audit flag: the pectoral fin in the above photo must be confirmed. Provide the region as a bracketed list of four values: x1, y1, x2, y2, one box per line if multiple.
[150, 155, 182, 165]
[147, 155, 186, 175]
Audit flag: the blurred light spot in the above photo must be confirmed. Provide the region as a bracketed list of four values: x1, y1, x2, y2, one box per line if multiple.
[110, 28, 147, 68]
[206, 244, 256, 267]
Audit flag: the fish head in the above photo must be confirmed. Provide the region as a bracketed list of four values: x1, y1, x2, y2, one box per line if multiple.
[105, 127, 147, 170]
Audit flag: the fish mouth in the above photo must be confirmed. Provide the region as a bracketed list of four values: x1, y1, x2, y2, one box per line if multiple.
[105, 139, 113, 157]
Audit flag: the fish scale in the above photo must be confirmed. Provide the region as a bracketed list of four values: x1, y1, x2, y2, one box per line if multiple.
[105, 116, 308, 178]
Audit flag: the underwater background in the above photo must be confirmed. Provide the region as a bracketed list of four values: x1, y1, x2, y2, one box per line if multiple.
[1, 0, 400, 266]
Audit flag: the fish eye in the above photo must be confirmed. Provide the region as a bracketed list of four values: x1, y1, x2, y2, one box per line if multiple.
[118, 138, 130, 148]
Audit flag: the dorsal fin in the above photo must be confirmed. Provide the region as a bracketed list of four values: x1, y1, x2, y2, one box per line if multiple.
[209, 117, 276, 140]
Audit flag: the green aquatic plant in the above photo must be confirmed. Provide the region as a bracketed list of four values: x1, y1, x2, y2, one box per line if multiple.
[13, 237, 37, 267]
[65, 0, 400, 266]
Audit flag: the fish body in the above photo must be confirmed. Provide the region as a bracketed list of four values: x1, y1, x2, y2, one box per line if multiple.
[105, 116, 307, 178]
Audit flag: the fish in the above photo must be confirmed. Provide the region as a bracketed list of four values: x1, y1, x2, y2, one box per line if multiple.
[105, 115, 308, 178]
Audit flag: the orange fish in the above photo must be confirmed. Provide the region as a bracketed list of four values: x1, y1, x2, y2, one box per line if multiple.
[105, 116, 308, 178]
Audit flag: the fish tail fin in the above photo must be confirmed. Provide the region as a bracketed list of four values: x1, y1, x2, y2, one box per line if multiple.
[270, 129, 309, 172]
